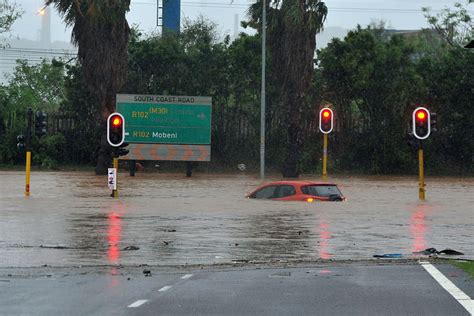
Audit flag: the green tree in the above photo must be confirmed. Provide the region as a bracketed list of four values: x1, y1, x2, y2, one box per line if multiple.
[248, 0, 328, 177]
[125, 18, 263, 165]
[423, 0, 474, 48]
[419, 2, 474, 172]
[46, 0, 131, 174]
[58, 62, 101, 165]
[416, 45, 474, 172]
[318, 25, 423, 173]
[0, 0, 23, 63]
[6, 59, 65, 113]
[0, 0, 23, 35]
[0, 59, 66, 165]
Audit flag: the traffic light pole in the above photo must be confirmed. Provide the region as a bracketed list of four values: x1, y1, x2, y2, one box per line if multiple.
[418, 148, 425, 200]
[412, 107, 430, 200]
[322, 133, 328, 180]
[25, 108, 32, 196]
[25, 151, 31, 196]
[112, 157, 119, 198]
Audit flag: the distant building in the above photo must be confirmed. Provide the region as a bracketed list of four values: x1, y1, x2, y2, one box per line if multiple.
[162, 0, 181, 33]
[0, 38, 77, 84]
[384, 29, 421, 36]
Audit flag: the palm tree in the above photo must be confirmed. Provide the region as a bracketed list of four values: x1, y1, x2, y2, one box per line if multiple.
[248, 0, 327, 177]
[46, 0, 131, 174]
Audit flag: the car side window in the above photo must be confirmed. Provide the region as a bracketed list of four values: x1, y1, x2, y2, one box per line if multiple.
[275, 185, 296, 198]
[254, 185, 277, 199]
[301, 185, 341, 197]
[301, 186, 309, 195]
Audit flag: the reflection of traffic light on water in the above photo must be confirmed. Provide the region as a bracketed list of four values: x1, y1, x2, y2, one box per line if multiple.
[410, 205, 430, 253]
[318, 219, 332, 260]
[107, 212, 122, 264]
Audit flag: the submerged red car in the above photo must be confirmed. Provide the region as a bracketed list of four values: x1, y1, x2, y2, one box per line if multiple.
[246, 180, 345, 202]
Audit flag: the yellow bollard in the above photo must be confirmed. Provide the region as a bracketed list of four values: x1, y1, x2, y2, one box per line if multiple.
[418, 149, 425, 200]
[113, 157, 119, 198]
[25, 151, 31, 196]
[322, 133, 328, 180]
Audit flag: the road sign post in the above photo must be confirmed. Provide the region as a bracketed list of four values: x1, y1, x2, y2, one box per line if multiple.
[108, 166, 117, 197]
[418, 148, 425, 200]
[113, 158, 119, 197]
[322, 133, 328, 180]
[25, 108, 33, 196]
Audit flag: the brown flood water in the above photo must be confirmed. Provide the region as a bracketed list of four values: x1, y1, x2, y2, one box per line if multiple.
[0, 171, 472, 267]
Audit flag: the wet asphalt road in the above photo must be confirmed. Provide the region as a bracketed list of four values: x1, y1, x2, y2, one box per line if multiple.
[0, 263, 472, 315]
[0, 171, 472, 315]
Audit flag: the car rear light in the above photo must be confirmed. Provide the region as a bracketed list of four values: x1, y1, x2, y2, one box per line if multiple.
[306, 198, 314, 203]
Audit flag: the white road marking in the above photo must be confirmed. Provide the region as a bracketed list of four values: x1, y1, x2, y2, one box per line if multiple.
[159, 285, 172, 292]
[127, 300, 148, 308]
[419, 261, 473, 315]
[181, 274, 194, 280]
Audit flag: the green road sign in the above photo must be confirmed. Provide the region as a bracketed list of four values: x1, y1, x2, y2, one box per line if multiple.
[116, 94, 212, 145]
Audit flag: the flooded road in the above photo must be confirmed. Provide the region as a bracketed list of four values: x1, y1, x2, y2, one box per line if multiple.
[0, 171, 472, 268]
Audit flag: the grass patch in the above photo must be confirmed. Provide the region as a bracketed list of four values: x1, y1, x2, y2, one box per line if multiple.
[452, 261, 474, 278]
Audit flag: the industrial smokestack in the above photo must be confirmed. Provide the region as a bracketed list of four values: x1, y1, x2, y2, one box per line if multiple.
[40, 6, 51, 47]
[234, 14, 239, 41]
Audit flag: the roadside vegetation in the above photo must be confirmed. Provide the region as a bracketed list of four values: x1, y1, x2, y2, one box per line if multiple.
[0, 0, 473, 175]
[452, 261, 474, 278]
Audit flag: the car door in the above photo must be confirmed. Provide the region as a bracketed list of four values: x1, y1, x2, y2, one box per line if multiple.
[273, 185, 296, 201]
[301, 185, 342, 201]
[250, 185, 278, 199]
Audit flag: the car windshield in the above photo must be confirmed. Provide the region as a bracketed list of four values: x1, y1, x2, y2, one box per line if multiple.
[301, 185, 342, 197]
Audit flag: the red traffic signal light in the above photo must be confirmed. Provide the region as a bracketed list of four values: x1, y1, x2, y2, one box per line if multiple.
[416, 111, 426, 120]
[319, 108, 333, 134]
[112, 116, 122, 127]
[412, 107, 431, 140]
[107, 113, 125, 147]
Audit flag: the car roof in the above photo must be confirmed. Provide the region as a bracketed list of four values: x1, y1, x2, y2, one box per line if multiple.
[246, 180, 342, 198]
[252, 180, 337, 193]
[258, 180, 338, 187]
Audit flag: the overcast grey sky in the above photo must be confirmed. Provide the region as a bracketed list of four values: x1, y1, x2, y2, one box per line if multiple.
[6, 0, 466, 43]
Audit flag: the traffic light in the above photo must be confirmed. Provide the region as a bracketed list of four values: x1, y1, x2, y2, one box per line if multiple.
[35, 110, 47, 137]
[430, 112, 437, 133]
[17, 134, 26, 151]
[406, 133, 419, 152]
[412, 107, 431, 140]
[319, 108, 333, 134]
[115, 142, 130, 158]
[107, 112, 125, 147]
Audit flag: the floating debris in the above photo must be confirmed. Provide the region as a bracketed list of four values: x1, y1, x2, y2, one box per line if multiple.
[413, 248, 464, 256]
[123, 246, 140, 251]
[373, 253, 403, 258]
